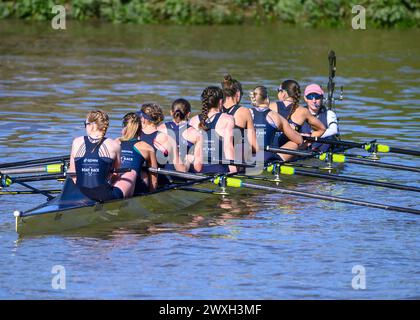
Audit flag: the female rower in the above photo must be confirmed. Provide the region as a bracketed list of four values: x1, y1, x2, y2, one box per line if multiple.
[138, 103, 186, 174]
[269, 79, 326, 160]
[68, 110, 123, 202]
[158, 98, 203, 172]
[301, 83, 340, 152]
[113, 112, 158, 197]
[250, 86, 303, 164]
[189, 86, 237, 174]
[221, 75, 258, 161]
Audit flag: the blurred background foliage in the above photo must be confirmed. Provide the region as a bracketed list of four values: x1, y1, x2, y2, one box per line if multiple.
[0, 0, 418, 27]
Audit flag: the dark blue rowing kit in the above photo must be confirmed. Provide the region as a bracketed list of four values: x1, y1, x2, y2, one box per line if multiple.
[75, 136, 123, 202]
[164, 121, 193, 171]
[222, 104, 246, 164]
[251, 107, 282, 163]
[200, 113, 230, 174]
[273, 101, 302, 147]
[120, 139, 148, 194]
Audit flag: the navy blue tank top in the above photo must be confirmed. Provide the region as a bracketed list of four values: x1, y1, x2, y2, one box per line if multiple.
[164, 121, 194, 171]
[75, 137, 123, 201]
[274, 101, 302, 147]
[251, 108, 282, 164]
[120, 139, 145, 175]
[139, 131, 159, 151]
[200, 113, 229, 174]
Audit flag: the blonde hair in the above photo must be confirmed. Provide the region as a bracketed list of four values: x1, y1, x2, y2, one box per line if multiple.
[249, 86, 269, 107]
[120, 112, 141, 141]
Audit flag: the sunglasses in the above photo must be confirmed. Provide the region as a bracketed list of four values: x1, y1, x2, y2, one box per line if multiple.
[84, 121, 93, 128]
[306, 93, 323, 100]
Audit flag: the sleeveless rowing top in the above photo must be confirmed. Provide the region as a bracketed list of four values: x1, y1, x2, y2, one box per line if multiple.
[274, 101, 302, 147]
[251, 108, 282, 164]
[200, 113, 229, 174]
[222, 104, 246, 165]
[120, 139, 149, 194]
[139, 131, 159, 152]
[164, 121, 193, 171]
[120, 139, 145, 175]
[74, 136, 123, 202]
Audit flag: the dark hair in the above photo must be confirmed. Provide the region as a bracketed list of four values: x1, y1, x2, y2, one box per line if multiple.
[140, 103, 164, 125]
[250, 86, 269, 107]
[221, 74, 243, 99]
[281, 79, 301, 120]
[199, 86, 223, 131]
[171, 98, 191, 124]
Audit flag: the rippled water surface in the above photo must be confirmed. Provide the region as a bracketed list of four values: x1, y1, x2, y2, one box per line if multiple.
[0, 21, 419, 299]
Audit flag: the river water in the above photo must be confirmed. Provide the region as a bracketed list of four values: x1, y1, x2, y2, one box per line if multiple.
[0, 20, 419, 299]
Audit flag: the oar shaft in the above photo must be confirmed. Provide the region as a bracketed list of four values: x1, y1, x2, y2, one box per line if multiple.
[293, 168, 420, 193]
[11, 173, 65, 183]
[0, 190, 61, 195]
[266, 146, 317, 158]
[0, 155, 69, 169]
[346, 157, 420, 173]
[241, 182, 420, 215]
[1, 164, 64, 175]
[388, 147, 420, 157]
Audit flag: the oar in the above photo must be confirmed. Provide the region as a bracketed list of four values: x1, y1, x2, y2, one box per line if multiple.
[151, 168, 420, 215]
[0, 164, 64, 175]
[0, 189, 61, 195]
[337, 155, 420, 173]
[304, 137, 420, 157]
[267, 146, 420, 173]
[266, 163, 420, 193]
[0, 155, 69, 169]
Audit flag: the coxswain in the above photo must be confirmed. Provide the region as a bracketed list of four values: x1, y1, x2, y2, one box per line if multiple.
[269, 79, 326, 161]
[301, 83, 340, 152]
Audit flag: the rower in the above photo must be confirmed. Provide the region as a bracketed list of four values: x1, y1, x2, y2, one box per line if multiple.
[269, 79, 326, 161]
[189, 86, 237, 174]
[221, 75, 258, 165]
[113, 112, 158, 197]
[301, 83, 340, 152]
[68, 110, 124, 202]
[159, 98, 203, 173]
[138, 103, 186, 184]
[250, 86, 303, 164]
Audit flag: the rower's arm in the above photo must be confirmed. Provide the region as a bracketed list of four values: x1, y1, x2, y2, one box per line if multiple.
[147, 149, 158, 192]
[305, 109, 326, 137]
[68, 138, 79, 183]
[243, 108, 258, 153]
[221, 115, 237, 173]
[189, 127, 203, 173]
[167, 134, 187, 172]
[275, 113, 303, 146]
[321, 110, 338, 138]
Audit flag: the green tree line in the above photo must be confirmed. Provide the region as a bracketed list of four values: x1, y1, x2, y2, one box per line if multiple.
[0, 0, 418, 28]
